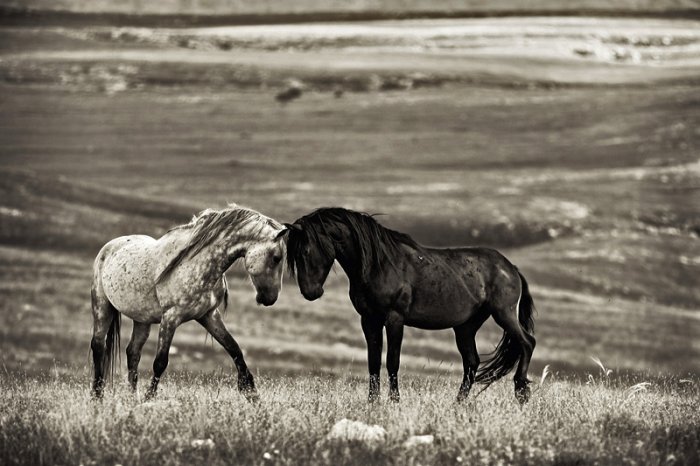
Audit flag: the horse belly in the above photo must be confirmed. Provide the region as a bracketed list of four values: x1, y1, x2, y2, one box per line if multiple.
[406, 287, 482, 330]
[101, 237, 162, 323]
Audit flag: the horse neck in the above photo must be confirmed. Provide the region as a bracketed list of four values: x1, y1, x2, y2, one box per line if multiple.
[201, 225, 265, 276]
[329, 223, 366, 285]
[329, 220, 410, 287]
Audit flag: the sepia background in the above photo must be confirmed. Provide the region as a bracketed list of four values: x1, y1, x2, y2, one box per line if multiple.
[0, 0, 699, 382]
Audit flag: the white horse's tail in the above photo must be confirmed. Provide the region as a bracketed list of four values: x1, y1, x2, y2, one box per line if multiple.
[90, 244, 122, 382]
[103, 304, 121, 381]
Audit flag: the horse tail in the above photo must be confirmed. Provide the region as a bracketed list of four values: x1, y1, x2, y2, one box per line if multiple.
[475, 270, 536, 385]
[103, 301, 121, 381]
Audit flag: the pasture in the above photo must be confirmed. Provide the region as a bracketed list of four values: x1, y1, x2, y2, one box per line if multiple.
[0, 8, 699, 465]
[2, 372, 699, 466]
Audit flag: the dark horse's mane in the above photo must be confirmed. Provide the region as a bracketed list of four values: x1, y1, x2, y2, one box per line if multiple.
[287, 207, 422, 280]
[156, 204, 279, 284]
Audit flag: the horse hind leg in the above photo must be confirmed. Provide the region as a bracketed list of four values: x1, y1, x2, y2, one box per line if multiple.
[453, 307, 490, 403]
[91, 284, 120, 398]
[126, 321, 151, 392]
[489, 300, 536, 404]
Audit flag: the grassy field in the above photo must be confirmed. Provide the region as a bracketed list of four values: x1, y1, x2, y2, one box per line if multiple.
[0, 13, 699, 465]
[1, 372, 699, 466]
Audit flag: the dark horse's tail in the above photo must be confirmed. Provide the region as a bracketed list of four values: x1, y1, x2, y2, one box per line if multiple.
[475, 271, 535, 385]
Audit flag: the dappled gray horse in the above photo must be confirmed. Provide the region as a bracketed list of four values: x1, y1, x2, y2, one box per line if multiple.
[90, 204, 288, 401]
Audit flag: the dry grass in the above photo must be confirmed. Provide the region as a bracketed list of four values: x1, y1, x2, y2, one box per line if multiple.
[1, 370, 698, 466]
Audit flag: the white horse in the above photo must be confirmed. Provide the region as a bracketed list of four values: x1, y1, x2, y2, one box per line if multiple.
[90, 203, 288, 401]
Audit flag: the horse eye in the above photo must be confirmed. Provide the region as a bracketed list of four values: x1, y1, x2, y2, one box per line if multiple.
[272, 254, 282, 264]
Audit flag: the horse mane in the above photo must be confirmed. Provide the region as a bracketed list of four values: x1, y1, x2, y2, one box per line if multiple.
[157, 204, 280, 284]
[287, 207, 421, 280]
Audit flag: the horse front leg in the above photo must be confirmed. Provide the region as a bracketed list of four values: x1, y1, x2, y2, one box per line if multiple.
[197, 309, 258, 403]
[385, 311, 405, 403]
[361, 314, 383, 403]
[145, 309, 183, 400]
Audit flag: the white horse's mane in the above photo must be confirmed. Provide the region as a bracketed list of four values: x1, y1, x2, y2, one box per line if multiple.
[157, 203, 281, 283]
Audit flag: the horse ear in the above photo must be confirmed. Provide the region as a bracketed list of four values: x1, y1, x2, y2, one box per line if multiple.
[283, 222, 303, 232]
[275, 228, 290, 240]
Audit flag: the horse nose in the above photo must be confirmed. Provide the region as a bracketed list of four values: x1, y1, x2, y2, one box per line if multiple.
[256, 291, 278, 306]
[302, 287, 323, 301]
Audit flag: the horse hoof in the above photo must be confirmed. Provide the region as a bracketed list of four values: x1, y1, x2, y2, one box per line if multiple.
[389, 394, 400, 403]
[515, 379, 531, 405]
[516, 391, 530, 405]
[243, 390, 260, 404]
[368, 393, 380, 404]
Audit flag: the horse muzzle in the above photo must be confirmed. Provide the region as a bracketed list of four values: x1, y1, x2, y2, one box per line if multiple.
[256, 292, 278, 306]
[301, 287, 324, 301]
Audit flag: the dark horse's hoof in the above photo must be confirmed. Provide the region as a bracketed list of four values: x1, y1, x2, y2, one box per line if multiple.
[144, 389, 157, 402]
[389, 393, 400, 403]
[238, 376, 258, 403]
[515, 378, 531, 405]
[242, 389, 260, 404]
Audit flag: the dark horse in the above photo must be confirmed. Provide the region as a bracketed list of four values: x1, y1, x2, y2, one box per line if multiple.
[285, 208, 536, 404]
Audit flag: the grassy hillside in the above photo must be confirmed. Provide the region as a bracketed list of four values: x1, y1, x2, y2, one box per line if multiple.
[0, 14, 698, 466]
[0, 82, 697, 378]
[1, 16, 698, 375]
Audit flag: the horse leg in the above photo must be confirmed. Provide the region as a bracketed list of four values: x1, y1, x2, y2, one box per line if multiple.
[126, 321, 151, 392]
[145, 309, 183, 400]
[197, 309, 258, 403]
[385, 311, 404, 403]
[91, 286, 115, 399]
[453, 308, 490, 403]
[491, 304, 536, 404]
[361, 314, 383, 403]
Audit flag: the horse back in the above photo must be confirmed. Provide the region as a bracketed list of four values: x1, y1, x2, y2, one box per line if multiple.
[402, 246, 520, 329]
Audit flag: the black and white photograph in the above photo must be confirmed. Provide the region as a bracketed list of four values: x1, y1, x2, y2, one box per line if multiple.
[0, 1, 698, 465]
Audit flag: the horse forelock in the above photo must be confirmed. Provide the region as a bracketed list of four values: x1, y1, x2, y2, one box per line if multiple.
[287, 207, 419, 280]
[286, 217, 333, 277]
[157, 204, 279, 283]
